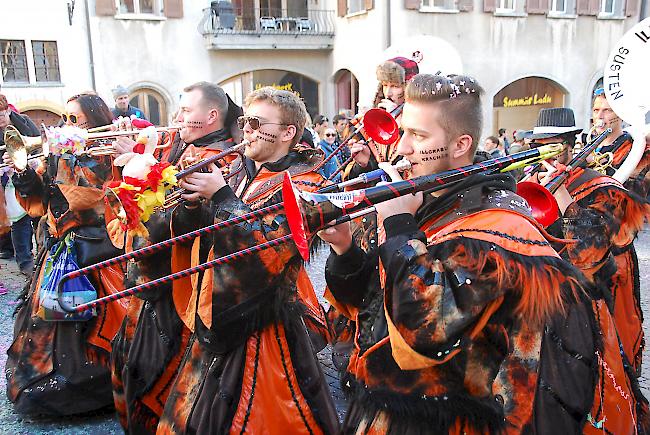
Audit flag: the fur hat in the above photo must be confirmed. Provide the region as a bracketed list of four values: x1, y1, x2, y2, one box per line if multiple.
[112, 85, 129, 98]
[376, 57, 419, 85]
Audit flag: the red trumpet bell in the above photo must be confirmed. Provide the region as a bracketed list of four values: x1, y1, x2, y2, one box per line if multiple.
[363, 108, 400, 145]
[516, 181, 560, 228]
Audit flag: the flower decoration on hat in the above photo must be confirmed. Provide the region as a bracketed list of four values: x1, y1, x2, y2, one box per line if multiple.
[107, 126, 178, 237]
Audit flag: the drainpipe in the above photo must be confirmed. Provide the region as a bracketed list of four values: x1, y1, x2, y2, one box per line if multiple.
[84, 0, 96, 91]
[385, 0, 391, 49]
[640, 0, 648, 20]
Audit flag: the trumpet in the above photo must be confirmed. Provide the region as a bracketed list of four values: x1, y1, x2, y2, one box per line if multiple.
[0, 125, 47, 171]
[161, 141, 248, 209]
[105, 140, 249, 226]
[56, 143, 562, 313]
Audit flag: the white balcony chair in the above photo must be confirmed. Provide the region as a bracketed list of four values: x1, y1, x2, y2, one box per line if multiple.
[260, 16, 279, 31]
[295, 17, 313, 32]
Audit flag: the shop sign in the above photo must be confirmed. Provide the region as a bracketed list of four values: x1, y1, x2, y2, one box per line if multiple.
[502, 93, 552, 108]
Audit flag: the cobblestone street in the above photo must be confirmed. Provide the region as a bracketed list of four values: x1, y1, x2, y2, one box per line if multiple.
[0, 231, 648, 433]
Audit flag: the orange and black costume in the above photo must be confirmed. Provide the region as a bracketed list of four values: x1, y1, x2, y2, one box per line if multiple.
[325, 174, 588, 433]
[156, 147, 339, 434]
[110, 129, 241, 434]
[563, 168, 650, 375]
[597, 131, 650, 198]
[6, 151, 126, 415]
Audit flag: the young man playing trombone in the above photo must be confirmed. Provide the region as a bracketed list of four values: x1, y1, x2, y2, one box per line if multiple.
[320, 74, 589, 433]
[156, 87, 339, 434]
[109, 81, 243, 434]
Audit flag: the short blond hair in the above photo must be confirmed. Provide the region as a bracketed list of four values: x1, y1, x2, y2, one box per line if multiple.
[244, 87, 306, 146]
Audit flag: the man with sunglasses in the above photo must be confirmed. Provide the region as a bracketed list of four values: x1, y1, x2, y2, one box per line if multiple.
[109, 81, 244, 434]
[526, 108, 650, 432]
[157, 86, 339, 434]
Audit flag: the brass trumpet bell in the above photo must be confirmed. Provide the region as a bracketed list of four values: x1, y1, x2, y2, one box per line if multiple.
[1, 125, 46, 171]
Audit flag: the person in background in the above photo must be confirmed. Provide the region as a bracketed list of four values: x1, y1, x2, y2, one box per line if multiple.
[313, 114, 329, 143]
[483, 135, 503, 158]
[0, 94, 38, 272]
[332, 113, 349, 143]
[498, 127, 510, 154]
[317, 126, 343, 181]
[111, 85, 147, 121]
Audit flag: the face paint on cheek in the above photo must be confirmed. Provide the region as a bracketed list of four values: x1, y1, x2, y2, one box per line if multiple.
[419, 146, 448, 162]
[257, 129, 277, 143]
[185, 120, 205, 129]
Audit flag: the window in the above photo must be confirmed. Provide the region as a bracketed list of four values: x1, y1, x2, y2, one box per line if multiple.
[598, 0, 624, 16]
[0, 40, 29, 83]
[347, 0, 365, 14]
[32, 41, 60, 82]
[117, 0, 160, 15]
[421, 0, 458, 10]
[129, 88, 167, 126]
[551, 0, 566, 13]
[498, 0, 515, 11]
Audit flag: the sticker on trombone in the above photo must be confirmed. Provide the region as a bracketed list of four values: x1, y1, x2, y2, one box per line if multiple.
[321, 190, 365, 209]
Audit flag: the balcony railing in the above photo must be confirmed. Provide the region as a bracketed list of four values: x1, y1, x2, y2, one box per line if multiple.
[198, 7, 335, 37]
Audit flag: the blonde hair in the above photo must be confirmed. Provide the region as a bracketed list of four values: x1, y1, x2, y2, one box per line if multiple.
[406, 74, 484, 153]
[244, 87, 306, 146]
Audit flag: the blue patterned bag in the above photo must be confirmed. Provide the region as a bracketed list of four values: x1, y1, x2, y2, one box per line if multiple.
[36, 234, 97, 321]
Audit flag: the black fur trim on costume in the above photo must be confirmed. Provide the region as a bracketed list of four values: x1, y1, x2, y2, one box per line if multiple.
[428, 236, 586, 327]
[341, 373, 506, 433]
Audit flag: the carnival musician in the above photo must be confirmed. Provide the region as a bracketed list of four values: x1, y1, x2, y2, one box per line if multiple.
[526, 108, 650, 433]
[590, 87, 650, 199]
[319, 74, 589, 433]
[4, 93, 127, 416]
[156, 87, 339, 434]
[109, 81, 243, 434]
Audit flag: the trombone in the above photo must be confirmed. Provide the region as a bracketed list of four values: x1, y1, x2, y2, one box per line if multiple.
[56, 143, 563, 314]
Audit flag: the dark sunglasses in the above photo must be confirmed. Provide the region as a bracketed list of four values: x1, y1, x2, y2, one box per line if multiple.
[324, 133, 336, 137]
[237, 115, 288, 130]
[61, 113, 79, 124]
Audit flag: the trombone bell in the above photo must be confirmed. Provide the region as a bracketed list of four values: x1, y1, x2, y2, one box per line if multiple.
[2, 125, 45, 171]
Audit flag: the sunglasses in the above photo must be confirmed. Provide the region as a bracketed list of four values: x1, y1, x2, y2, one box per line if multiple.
[237, 115, 288, 130]
[61, 113, 79, 124]
[324, 133, 336, 137]
[593, 87, 605, 97]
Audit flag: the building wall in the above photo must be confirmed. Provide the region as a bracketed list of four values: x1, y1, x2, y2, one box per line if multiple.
[92, 1, 335, 121]
[332, 2, 640, 138]
[0, 0, 94, 113]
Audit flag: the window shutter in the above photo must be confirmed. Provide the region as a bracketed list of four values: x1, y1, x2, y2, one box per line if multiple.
[576, 0, 590, 13]
[484, 0, 497, 11]
[527, 0, 549, 13]
[163, 0, 183, 18]
[365, 0, 375, 10]
[404, 0, 421, 9]
[588, 0, 600, 14]
[95, 0, 116, 15]
[338, 0, 347, 16]
[625, 0, 639, 15]
[458, 0, 475, 11]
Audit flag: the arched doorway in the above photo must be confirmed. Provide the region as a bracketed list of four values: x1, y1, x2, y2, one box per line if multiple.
[334, 69, 359, 117]
[23, 109, 60, 128]
[220, 69, 320, 118]
[129, 88, 168, 126]
[492, 77, 568, 137]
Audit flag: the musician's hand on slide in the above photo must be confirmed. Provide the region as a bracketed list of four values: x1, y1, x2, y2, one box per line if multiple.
[553, 185, 574, 215]
[535, 160, 559, 187]
[180, 163, 225, 202]
[318, 220, 353, 256]
[113, 137, 137, 156]
[377, 99, 398, 113]
[349, 139, 370, 168]
[374, 162, 423, 220]
[2, 153, 17, 171]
